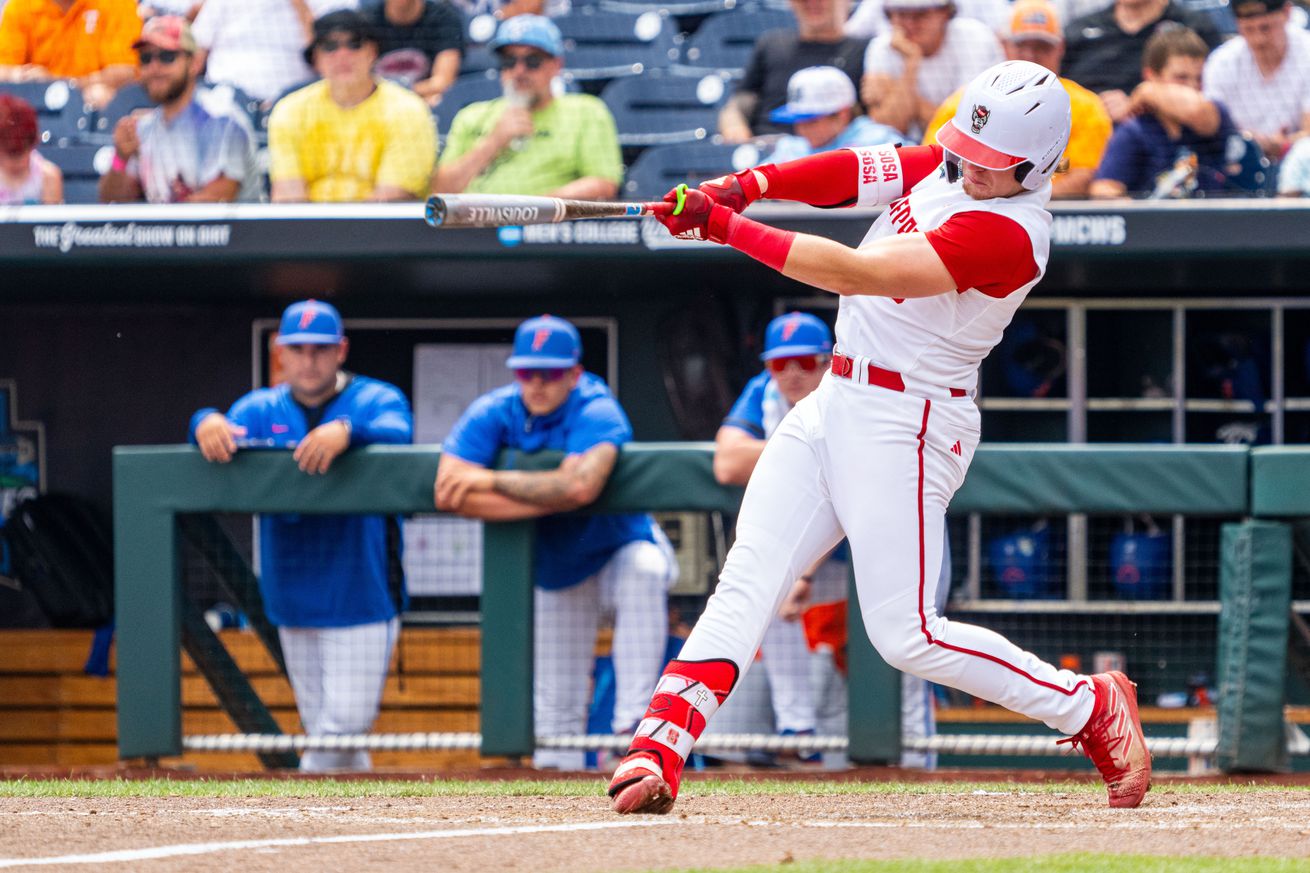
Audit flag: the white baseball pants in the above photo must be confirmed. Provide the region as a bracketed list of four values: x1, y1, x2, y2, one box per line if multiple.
[679, 374, 1095, 737]
[279, 616, 399, 772]
[533, 531, 677, 769]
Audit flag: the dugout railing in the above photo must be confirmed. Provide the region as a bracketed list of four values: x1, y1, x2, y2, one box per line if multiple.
[113, 443, 1305, 769]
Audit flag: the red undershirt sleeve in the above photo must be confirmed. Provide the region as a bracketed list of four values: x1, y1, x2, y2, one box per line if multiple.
[758, 145, 945, 208]
[924, 211, 1039, 298]
[898, 145, 945, 190]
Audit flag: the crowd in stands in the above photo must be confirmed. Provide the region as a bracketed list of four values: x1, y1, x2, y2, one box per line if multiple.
[1, 0, 1309, 203]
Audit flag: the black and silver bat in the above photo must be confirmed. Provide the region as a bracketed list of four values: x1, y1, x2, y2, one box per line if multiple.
[424, 194, 670, 228]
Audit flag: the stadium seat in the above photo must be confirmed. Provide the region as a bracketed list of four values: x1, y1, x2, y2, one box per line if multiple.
[555, 8, 680, 82]
[601, 71, 730, 147]
[87, 83, 152, 144]
[42, 143, 114, 204]
[599, 0, 742, 17]
[621, 139, 762, 199]
[460, 44, 499, 76]
[673, 7, 796, 77]
[1222, 132, 1275, 195]
[433, 72, 504, 135]
[1177, 0, 1238, 35]
[0, 81, 92, 146]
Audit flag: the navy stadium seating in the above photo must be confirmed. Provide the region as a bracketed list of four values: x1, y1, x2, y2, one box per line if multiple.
[673, 7, 796, 77]
[601, 71, 730, 146]
[621, 139, 761, 198]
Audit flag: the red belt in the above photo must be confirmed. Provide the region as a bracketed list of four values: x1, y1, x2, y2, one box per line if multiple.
[830, 353, 967, 398]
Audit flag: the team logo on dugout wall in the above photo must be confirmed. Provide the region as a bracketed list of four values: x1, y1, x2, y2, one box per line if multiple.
[971, 104, 990, 134]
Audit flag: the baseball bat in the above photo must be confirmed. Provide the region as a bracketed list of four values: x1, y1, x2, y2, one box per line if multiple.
[424, 194, 671, 229]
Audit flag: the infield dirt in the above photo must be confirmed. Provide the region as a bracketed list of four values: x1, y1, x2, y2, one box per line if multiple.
[2, 785, 1310, 872]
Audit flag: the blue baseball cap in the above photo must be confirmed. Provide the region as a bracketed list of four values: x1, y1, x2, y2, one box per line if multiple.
[276, 299, 344, 345]
[761, 312, 833, 360]
[506, 315, 581, 368]
[489, 14, 564, 57]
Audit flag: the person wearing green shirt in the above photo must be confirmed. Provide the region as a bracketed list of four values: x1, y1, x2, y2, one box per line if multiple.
[431, 15, 621, 199]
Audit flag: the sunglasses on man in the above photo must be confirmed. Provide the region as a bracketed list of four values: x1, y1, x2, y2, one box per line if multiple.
[498, 52, 550, 71]
[766, 355, 827, 375]
[318, 35, 365, 54]
[514, 368, 569, 383]
[137, 49, 182, 65]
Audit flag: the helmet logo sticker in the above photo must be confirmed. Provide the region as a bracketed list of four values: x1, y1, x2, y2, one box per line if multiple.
[970, 104, 990, 134]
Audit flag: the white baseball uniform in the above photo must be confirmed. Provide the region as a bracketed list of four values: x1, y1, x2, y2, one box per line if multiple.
[677, 144, 1097, 742]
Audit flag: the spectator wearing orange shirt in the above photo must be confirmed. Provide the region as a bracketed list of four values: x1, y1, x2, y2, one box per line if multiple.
[922, 0, 1111, 198]
[0, 0, 141, 108]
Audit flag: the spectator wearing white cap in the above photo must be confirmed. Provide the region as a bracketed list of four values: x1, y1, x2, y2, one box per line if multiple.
[765, 66, 904, 162]
[861, 0, 1003, 140]
[1203, 0, 1310, 161]
[922, 0, 1111, 198]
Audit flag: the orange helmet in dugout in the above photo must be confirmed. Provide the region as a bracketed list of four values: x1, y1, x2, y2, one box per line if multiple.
[936, 60, 1072, 191]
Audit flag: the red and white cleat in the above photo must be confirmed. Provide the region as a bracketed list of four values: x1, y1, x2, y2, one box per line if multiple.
[607, 754, 675, 815]
[1059, 671, 1152, 808]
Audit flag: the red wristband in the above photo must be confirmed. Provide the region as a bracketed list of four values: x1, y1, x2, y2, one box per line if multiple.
[735, 166, 763, 202]
[719, 209, 796, 272]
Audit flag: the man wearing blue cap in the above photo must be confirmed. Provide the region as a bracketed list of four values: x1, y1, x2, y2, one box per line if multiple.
[431, 15, 622, 199]
[713, 312, 947, 769]
[435, 315, 677, 769]
[190, 299, 413, 772]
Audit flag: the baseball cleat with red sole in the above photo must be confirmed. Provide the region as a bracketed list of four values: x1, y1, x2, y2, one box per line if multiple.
[609, 773, 674, 815]
[608, 753, 676, 815]
[1059, 671, 1152, 808]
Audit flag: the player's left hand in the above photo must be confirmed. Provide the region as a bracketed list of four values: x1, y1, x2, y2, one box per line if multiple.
[294, 419, 351, 475]
[699, 169, 762, 213]
[658, 185, 731, 242]
[778, 576, 812, 622]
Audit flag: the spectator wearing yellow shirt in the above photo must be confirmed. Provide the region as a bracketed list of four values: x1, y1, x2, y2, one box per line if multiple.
[268, 9, 437, 203]
[431, 15, 620, 200]
[0, 0, 141, 108]
[921, 0, 1110, 198]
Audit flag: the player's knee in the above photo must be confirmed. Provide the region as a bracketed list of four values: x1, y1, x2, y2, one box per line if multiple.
[863, 622, 933, 673]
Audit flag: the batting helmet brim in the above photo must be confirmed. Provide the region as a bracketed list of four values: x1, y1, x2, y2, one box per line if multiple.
[937, 121, 1025, 171]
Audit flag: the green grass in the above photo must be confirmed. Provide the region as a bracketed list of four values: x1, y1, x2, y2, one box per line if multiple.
[657, 857, 1310, 873]
[0, 777, 1304, 799]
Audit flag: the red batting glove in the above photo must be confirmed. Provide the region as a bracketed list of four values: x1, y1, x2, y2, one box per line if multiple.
[658, 185, 734, 243]
[698, 167, 766, 213]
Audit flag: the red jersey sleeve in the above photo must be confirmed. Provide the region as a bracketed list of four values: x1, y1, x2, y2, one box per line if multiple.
[924, 211, 1039, 298]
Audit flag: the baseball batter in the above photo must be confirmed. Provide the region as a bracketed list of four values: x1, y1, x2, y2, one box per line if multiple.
[609, 61, 1151, 813]
[715, 311, 950, 768]
[435, 315, 678, 770]
[191, 299, 414, 772]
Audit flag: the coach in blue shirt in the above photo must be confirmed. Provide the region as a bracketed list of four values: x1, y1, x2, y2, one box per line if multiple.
[190, 299, 413, 772]
[435, 315, 677, 770]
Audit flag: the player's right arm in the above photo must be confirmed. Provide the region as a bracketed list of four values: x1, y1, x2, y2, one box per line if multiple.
[189, 399, 254, 463]
[700, 144, 943, 213]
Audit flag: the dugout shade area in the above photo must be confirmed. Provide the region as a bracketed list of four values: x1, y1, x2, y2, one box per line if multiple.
[112, 442, 1307, 771]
